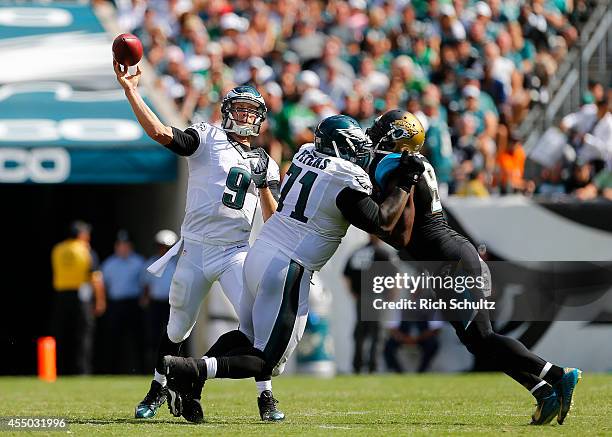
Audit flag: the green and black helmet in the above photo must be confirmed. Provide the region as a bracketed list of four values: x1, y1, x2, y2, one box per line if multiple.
[314, 115, 372, 169]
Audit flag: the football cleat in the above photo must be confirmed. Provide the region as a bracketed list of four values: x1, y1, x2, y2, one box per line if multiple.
[134, 380, 167, 419]
[166, 385, 183, 417]
[257, 390, 285, 422]
[530, 389, 560, 425]
[181, 396, 204, 424]
[553, 367, 582, 425]
[164, 355, 205, 423]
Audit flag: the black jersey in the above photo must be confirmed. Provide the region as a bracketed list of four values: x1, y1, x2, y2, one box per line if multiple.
[370, 153, 470, 261]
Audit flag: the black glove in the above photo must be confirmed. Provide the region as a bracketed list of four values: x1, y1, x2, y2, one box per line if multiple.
[397, 152, 425, 190]
[250, 147, 270, 188]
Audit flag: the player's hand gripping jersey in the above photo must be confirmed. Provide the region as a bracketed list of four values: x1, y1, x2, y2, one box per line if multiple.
[257, 143, 372, 271]
[180, 122, 280, 245]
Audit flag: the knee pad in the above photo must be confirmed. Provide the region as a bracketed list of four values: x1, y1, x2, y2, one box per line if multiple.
[168, 267, 195, 309]
[166, 309, 194, 343]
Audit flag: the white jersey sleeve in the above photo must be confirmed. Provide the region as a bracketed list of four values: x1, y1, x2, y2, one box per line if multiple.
[266, 156, 281, 183]
[185, 122, 213, 159]
[338, 161, 373, 195]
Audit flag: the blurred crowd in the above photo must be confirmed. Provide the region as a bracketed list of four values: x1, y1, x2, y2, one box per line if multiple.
[551, 84, 612, 200]
[109, 0, 610, 197]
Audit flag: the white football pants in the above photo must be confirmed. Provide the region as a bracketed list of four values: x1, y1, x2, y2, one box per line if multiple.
[239, 239, 311, 376]
[166, 238, 248, 343]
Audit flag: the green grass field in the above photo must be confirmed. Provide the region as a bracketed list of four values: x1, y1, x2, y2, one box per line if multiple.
[0, 374, 610, 436]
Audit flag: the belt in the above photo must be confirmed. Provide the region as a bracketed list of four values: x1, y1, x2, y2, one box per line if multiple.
[181, 230, 249, 247]
[147, 233, 249, 277]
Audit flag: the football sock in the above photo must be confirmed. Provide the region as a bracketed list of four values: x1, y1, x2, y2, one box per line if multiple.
[215, 355, 267, 379]
[153, 370, 167, 387]
[256, 380, 272, 395]
[504, 369, 548, 398]
[202, 331, 275, 394]
[538, 362, 565, 385]
[530, 380, 554, 399]
[484, 333, 552, 378]
[155, 329, 184, 375]
[210, 345, 268, 379]
[203, 357, 217, 379]
[456, 316, 562, 386]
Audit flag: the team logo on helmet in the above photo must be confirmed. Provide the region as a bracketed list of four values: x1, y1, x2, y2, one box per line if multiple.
[336, 126, 369, 145]
[388, 116, 424, 153]
[369, 110, 425, 154]
[390, 119, 420, 141]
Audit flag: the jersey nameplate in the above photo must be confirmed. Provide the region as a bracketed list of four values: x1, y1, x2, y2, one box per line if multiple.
[294, 148, 331, 170]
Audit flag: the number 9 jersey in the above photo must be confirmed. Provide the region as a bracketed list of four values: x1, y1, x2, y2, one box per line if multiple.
[180, 122, 280, 245]
[256, 143, 372, 271]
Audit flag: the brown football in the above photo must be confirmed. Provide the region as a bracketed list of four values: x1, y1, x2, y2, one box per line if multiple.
[112, 33, 143, 66]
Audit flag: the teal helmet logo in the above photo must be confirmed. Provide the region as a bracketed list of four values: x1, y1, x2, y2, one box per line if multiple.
[221, 85, 267, 137]
[314, 115, 372, 169]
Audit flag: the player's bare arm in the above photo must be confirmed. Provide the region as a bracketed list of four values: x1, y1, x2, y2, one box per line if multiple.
[375, 184, 411, 233]
[382, 187, 416, 248]
[374, 153, 424, 234]
[113, 60, 173, 145]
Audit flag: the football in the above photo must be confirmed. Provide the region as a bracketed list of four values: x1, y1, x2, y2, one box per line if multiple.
[112, 33, 143, 66]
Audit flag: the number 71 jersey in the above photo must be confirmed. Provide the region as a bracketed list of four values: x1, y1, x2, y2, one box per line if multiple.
[257, 143, 372, 271]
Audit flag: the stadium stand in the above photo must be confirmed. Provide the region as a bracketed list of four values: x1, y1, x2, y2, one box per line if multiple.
[109, 0, 608, 197]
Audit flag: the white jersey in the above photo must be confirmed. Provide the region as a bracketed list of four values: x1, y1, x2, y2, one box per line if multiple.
[257, 143, 372, 271]
[180, 122, 280, 245]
